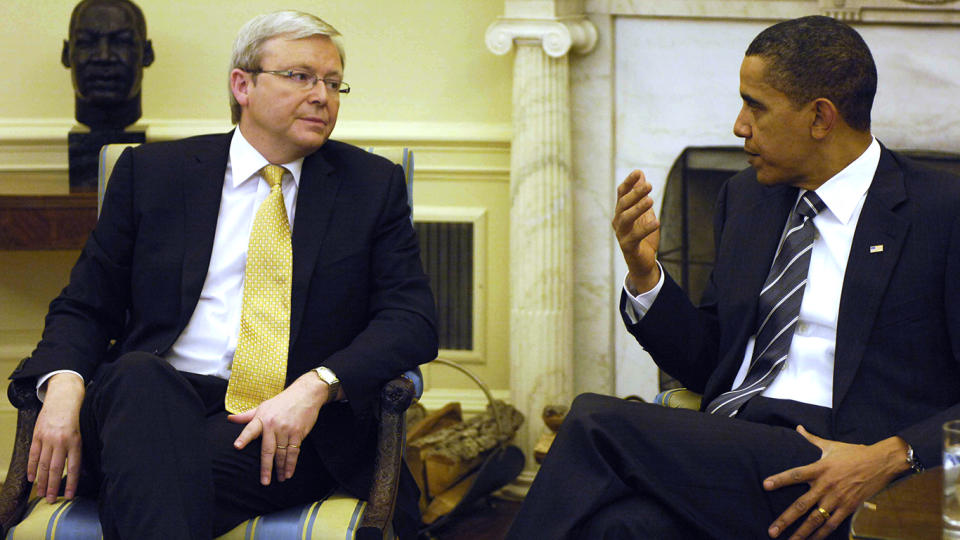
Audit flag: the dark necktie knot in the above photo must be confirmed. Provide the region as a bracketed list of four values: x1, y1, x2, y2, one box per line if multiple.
[796, 191, 825, 220]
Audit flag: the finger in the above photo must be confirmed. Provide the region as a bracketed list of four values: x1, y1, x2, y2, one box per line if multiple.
[282, 442, 301, 481]
[764, 462, 816, 491]
[796, 425, 825, 449]
[616, 170, 647, 198]
[613, 205, 654, 243]
[260, 427, 276, 486]
[787, 505, 833, 540]
[810, 507, 846, 540]
[233, 416, 263, 450]
[45, 446, 67, 503]
[768, 492, 821, 538]
[64, 441, 82, 500]
[227, 409, 256, 424]
[614, 178, 653, 218]
[275, 438, 288, 481]
[34, 443, 52, 499]
[613, 194, 657, 238]
[27, 435, 42, 483]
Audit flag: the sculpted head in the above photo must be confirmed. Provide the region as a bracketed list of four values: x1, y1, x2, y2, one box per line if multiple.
[63, 0, 154, 127]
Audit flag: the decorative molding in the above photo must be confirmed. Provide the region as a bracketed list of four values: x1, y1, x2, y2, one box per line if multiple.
[486, 17, 598, 57]
[588, 0, 960, 24]
[0, 119, 512, 181]
[819, 0, 960, 22]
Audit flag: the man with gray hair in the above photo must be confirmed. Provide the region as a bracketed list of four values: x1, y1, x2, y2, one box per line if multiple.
[14, 10, 436, 539]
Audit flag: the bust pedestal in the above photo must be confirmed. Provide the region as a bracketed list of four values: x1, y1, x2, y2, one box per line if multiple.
[68, 126, 145, 192]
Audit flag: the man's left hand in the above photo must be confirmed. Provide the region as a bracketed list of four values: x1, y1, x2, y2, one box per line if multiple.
[764, 426, 911, 540]
[228, 373, 330, 485]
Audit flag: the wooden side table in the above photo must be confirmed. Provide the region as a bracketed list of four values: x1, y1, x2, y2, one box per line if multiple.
[850, 467, 941, 540]
[0, 193, 97, 250]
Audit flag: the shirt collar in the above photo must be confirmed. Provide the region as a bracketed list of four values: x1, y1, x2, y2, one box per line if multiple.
[806, 137, 880, 225]
[229, 128, 305, 189]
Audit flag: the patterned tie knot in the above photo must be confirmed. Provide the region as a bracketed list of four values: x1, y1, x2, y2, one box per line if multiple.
[797, 191, 826, 220]
[262, 164, 286, 189]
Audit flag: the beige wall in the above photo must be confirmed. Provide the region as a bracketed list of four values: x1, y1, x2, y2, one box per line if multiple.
[0, 0, 514, 469]
[2, 0, 512, 126]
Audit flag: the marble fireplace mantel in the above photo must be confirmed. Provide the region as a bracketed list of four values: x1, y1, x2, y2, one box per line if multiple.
[586, 0, 960, 24]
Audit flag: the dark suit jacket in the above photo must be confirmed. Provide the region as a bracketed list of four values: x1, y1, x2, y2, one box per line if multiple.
[622, 147, 960, 467]
[13, 132, 438, 501]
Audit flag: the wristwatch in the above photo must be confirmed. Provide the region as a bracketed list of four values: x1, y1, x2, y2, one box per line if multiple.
[905, 443, 924, 473]
[314, 366, 341, 404]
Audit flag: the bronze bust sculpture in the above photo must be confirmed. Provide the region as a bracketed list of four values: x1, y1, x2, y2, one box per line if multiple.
[63, 0, 152, 191]
[62, 0, 154, 130]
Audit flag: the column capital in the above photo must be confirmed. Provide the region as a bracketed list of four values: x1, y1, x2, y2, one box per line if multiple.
[485, 16, 597, 58]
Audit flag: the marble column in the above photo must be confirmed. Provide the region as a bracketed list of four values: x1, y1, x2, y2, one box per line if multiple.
[486, 8, 597, 488]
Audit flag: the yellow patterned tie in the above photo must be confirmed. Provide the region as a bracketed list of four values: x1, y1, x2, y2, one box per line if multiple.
[225, 164, 292, 413]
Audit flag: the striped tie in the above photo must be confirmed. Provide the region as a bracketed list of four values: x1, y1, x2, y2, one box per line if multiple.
[225, 164, 292, 414]
[707, 191, 826, 417]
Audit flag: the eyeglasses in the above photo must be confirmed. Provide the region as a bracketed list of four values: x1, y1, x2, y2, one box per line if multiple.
[246, 69, 351, 94]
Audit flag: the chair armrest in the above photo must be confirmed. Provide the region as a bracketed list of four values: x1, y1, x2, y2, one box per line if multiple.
[356, 375, 415, 540]
[653, 388, 702, 410]
[0, 378, 42, 534]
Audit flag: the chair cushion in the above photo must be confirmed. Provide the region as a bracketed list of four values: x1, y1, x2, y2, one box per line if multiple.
[7, 493, 388, 540]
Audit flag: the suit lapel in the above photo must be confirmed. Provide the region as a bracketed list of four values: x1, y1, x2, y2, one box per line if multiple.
[179, 133, 232, 329]
[289, 147, 340, 348]
[833, 148, 908, 408]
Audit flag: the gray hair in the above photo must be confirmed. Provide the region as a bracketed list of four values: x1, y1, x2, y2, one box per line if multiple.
[228, 10, 345, 124]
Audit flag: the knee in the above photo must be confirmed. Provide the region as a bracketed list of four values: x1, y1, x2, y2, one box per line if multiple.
[563, 393, 630, 432]
[105, 352, 171, 379]
[94, 352, 181, 397]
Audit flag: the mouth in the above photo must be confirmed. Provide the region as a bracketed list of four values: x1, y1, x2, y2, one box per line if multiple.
[300, 117, 327, 126]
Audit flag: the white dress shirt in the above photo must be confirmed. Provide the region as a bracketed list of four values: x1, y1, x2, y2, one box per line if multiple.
[165, 129, 303, 379]
[39, 129, 304, 394]
[624, 138, 881, 407]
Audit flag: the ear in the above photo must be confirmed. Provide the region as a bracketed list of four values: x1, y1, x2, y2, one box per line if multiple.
[142, 40, 155, 67]
[810, 98, 839, 140]
[230, 69, 253, 108]
[61, 40, 71, 68]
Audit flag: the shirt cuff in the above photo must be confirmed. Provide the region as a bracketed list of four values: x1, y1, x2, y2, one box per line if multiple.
[36, 370, 84, 402]
[622, 262, 665, 324]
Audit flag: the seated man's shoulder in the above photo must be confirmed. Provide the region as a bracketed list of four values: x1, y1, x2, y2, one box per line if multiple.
[127, 132, 232, 161]
[318, 139, 397, 171]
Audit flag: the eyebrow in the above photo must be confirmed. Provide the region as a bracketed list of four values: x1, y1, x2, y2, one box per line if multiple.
[740, 91, 764, 109]
[284, 65, 343, 77]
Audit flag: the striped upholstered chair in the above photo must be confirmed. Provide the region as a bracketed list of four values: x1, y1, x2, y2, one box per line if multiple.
[0, 144, 423, 540]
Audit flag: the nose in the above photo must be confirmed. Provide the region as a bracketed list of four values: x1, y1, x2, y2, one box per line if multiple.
[94, 36, 111, 61]
[733, 105, 751, 139]
[307, 80, 329, 105]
